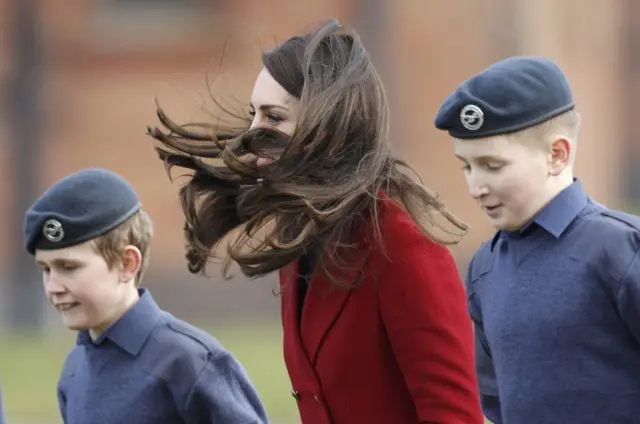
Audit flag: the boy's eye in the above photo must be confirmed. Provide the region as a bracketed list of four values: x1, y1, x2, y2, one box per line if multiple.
[485, 163, 503, 171]
[61, 261, 82, 271]
[53, 262, 79, 272]
[248, 110, 256, 117]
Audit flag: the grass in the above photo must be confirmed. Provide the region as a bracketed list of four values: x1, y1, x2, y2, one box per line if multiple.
[1, 321, 491, 424]
[0, 320, 298, 424]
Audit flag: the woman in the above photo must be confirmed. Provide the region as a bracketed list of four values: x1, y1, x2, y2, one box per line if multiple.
[148, 19, 483, 424]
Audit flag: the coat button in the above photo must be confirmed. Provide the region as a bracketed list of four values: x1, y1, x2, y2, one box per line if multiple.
[291, 389, 300, 401]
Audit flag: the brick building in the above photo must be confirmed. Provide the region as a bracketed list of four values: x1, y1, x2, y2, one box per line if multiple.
[0, 0, 634, 326]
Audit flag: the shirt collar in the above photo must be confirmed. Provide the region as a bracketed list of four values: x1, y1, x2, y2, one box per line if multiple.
[76, 288, 162, 356]
[490, 178, 588, 251]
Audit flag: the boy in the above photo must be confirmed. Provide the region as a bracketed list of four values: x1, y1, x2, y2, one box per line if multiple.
[23, 168, 268, 424]
[434, 56, 640, 424]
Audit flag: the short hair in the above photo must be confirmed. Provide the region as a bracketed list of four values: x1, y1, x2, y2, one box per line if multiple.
[508, 109, 581, 162]
[91, 209, 154, 286]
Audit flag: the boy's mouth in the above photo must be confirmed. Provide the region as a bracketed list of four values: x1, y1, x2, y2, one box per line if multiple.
[56, 302, 80, 312]
[483, 204, 503, 216]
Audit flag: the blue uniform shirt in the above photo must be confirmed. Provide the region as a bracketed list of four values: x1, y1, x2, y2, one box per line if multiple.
[57, 289, 268, 424]
[468, 179, 640, 424]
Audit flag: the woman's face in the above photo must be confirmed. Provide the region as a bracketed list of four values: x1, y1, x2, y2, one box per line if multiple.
[250, 68, 301, 167]
[250, 68, 300, 137]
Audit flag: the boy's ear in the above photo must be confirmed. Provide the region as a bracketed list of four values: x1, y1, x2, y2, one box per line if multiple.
[120, 245, 142, 283]
[548, 136, 572, 176]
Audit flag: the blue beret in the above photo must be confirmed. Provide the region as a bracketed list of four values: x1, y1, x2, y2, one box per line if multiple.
[24, 169, 141, 255]
[434, 56, 575, 139]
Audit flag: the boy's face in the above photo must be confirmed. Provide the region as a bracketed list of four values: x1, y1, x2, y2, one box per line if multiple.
[453, 134, 551, 231]
[35, 241, 132, 335]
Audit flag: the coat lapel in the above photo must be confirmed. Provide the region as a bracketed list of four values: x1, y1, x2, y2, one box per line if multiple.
[280, 261, 318, 387]
[281, 260, 304, 351]
[300, 256, 356, 365]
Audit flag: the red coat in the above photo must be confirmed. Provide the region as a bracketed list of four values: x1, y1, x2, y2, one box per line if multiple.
[279, 199, 483, 424]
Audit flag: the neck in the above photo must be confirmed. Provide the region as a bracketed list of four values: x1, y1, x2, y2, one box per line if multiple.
[508, 172, 574, 232]
[543, 171, 574, 204]
[89, 286, 140, 340]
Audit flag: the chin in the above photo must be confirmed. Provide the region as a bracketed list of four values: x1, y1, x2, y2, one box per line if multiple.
[495, 222, 523, 232]
[488, 218, 517, 232]
[61, 317, 91, 332]
[487, 216, 504, 229]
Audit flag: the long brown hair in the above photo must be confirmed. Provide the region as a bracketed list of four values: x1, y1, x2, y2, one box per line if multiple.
[148, 19, 467, 285]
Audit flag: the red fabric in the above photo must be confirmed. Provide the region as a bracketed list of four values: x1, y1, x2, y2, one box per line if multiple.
[279, 199, 484, 424]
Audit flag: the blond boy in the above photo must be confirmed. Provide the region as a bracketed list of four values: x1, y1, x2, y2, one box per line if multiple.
[24, 168, 267, 424]
[435, 56, 640, 424]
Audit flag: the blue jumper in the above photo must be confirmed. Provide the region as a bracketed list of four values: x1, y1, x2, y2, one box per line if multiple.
[57, 289, 268, 424]
[468, 179, 640, 423]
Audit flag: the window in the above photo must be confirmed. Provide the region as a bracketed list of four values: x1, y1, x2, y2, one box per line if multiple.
[88, 0, 222, 52]
[106, 0, 206, 10]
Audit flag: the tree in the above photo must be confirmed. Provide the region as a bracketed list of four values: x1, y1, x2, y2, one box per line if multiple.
[6, 0, 45, 332]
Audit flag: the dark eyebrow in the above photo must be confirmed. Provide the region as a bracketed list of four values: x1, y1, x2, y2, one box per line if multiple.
[455, 154, 505, 162]
[249, 103, 289, 112]
[37, 258, 83, 267]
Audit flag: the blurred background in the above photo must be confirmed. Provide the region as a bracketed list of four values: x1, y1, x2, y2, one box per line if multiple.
[0, 0, 638, 423]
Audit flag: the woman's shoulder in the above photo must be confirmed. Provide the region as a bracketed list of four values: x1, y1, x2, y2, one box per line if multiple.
[375, 196, 452, 257]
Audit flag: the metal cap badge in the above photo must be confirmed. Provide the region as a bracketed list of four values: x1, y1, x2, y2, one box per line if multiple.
[460, 104, 484, 131]
[42, 219, 64, 243]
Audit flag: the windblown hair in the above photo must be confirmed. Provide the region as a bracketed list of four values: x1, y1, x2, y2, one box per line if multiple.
[148, 19, 467, 285]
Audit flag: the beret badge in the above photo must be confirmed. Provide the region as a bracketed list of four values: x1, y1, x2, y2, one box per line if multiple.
[42, 218, 64, 243]
[460, 104, 484, 131]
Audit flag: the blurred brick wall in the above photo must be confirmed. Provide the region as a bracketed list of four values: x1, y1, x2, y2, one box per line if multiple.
[0, 0, 629, 320]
